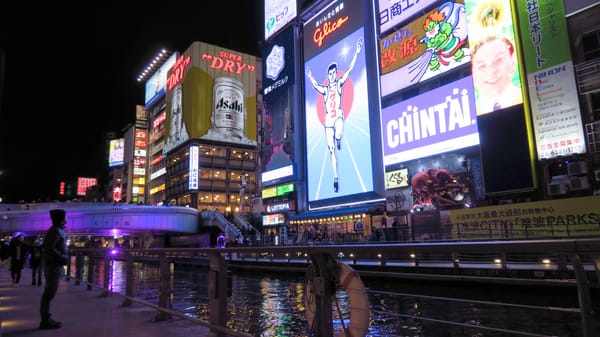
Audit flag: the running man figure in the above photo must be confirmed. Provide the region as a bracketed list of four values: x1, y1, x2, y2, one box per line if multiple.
[306, 38, 363, 193]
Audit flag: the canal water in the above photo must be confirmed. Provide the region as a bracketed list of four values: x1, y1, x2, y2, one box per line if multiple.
[96, 260, 596, 337]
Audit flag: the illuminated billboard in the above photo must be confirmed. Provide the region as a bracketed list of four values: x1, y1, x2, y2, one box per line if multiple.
[379, 0, 470, 97]
[464, 0, 524, 116]
[515, 0, 586, 159]
[303, 1, 384, 208]
[382, 75, 479, 166]
[385, 168, 409, 189]
[163, 43, 258, 155]
[378, 0, 438, 35]
[262, 27, 295, 185]
[264, 0, 297, 41]
[77, 177, 97, 197]
[108, 138, 124, 167]
[145, 53, 178, 105]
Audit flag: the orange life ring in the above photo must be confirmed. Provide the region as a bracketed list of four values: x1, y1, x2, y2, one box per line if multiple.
[305, 262, 370, 337]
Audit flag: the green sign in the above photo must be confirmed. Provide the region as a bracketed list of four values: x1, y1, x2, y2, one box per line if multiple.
[516, 0, 570, 70]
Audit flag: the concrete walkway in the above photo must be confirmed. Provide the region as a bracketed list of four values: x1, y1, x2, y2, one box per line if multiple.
[0, 268, 212, 337]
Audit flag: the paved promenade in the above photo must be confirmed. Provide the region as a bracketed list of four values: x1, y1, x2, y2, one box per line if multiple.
[0, 269, 211, 337]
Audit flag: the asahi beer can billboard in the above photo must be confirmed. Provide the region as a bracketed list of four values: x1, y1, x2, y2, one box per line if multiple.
[162, 41, 257, 153]
[212, 77, 245, 139]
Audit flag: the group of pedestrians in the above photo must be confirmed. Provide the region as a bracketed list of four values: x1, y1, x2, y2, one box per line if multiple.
[1, 208, 70, 330]
[1, 232, 44, 287]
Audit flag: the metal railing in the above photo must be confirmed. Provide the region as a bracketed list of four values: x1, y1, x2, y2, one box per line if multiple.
[69, 238, 600, 337]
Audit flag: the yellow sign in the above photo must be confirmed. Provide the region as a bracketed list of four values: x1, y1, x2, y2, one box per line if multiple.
[449, 195, 600, 239]
[262, 187, 277, 199]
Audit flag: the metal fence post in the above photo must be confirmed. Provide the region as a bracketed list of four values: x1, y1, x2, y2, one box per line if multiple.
[207, 252, 227, 336]
[121, 252, 134, 307]
[570, 254, 595, 337]
[86, 253, 94, 291]
[101, 255, 110, 297]
[65, 254, 72, 281]
[154, 253, 173, 321]
[75, 253, 84, 285]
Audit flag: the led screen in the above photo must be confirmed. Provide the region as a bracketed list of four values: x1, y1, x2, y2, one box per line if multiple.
[145, 53, 177, 104]
[303, 1, 378, 207]
[382, 75, 479, 166]
[379, 0, 470, 97]
[262, 27, 296, 185]
[162, 44, 258, 156]
[464, 0, 524, 116]
[108, 138, 124, 167]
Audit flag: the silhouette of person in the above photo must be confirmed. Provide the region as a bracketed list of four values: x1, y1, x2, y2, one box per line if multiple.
[9, 232, 28, 286]
[471, 35, 522, 115]
[40, 209, 69, 330]
[30, 236, 44, 286]
[306, 38, 363, 193]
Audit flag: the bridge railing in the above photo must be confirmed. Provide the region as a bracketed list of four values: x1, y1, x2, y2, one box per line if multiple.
[70, 238, 600, 337]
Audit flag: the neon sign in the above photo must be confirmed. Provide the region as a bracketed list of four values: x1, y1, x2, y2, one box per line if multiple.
[166, 54, 191, 90]
[313, 16, 349, 47]
[202, 51, 256, 75]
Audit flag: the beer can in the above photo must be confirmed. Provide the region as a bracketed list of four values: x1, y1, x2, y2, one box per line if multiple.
[212, 77, 245, 138]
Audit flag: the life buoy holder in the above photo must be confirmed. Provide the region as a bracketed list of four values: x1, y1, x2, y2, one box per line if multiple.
[305, 261, 370, 337]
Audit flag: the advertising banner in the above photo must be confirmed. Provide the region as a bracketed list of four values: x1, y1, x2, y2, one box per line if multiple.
[515, 0, 586, 159]
[145, 53, 177, 105]
[303, 0, 375, 205]
[264, 0, 297, 41]
[163, 42, 257, 155]
[378, 0, 439, 35]
[379, 0, 470, 97]
[381, 75, 479, 165]
[262, 27, 295, 185]
[464, 0, 524, 115]
[449, 195, 600, 239]
[108, 138, 124, 167]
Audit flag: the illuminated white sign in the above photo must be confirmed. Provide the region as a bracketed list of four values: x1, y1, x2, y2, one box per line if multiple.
[134, 168, 146, 176]
[264, 0, 297, 41]
[189, 146, 199, 190]
[150, 167, 166, 181]
[378, 0, 437, 34]
[261, 164, 293, 183]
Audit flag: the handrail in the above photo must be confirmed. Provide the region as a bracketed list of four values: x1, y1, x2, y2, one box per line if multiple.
[71, 238, 600, 337]
[69, 275, 252, 337]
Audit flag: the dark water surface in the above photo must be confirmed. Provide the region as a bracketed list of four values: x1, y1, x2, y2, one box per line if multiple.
[96, 260, 596, 337]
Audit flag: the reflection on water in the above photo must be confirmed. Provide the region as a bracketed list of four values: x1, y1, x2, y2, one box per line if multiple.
[87, 260, 593, 337]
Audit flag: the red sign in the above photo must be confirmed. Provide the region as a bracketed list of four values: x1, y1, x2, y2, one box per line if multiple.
[135, 139, 147, 148]
[135, 130, 147, 139]
[166, 54, 191, 90]
[313, 16, 349, 47]
[202, 51, 256, 75]
[113, 186, 122, 202]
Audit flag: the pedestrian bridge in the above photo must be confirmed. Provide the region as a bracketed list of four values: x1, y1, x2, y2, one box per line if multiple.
[0, 202, 199, 236]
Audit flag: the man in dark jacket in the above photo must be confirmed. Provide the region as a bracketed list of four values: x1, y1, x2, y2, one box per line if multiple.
[39, 209, 69, 330]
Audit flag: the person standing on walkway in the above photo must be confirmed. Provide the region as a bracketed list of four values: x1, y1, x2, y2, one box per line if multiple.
[39, 209, 69, 330]
[9, 232, 28, 286]
[30, 236, 44, 286]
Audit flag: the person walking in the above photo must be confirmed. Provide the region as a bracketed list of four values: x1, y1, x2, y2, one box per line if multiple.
[30, 236, 44, 286]
[9, 232, 28, 287]
[39, 209, 69, 330]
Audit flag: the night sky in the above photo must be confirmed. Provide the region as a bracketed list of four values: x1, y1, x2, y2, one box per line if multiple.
[0, 2, 263, 203]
